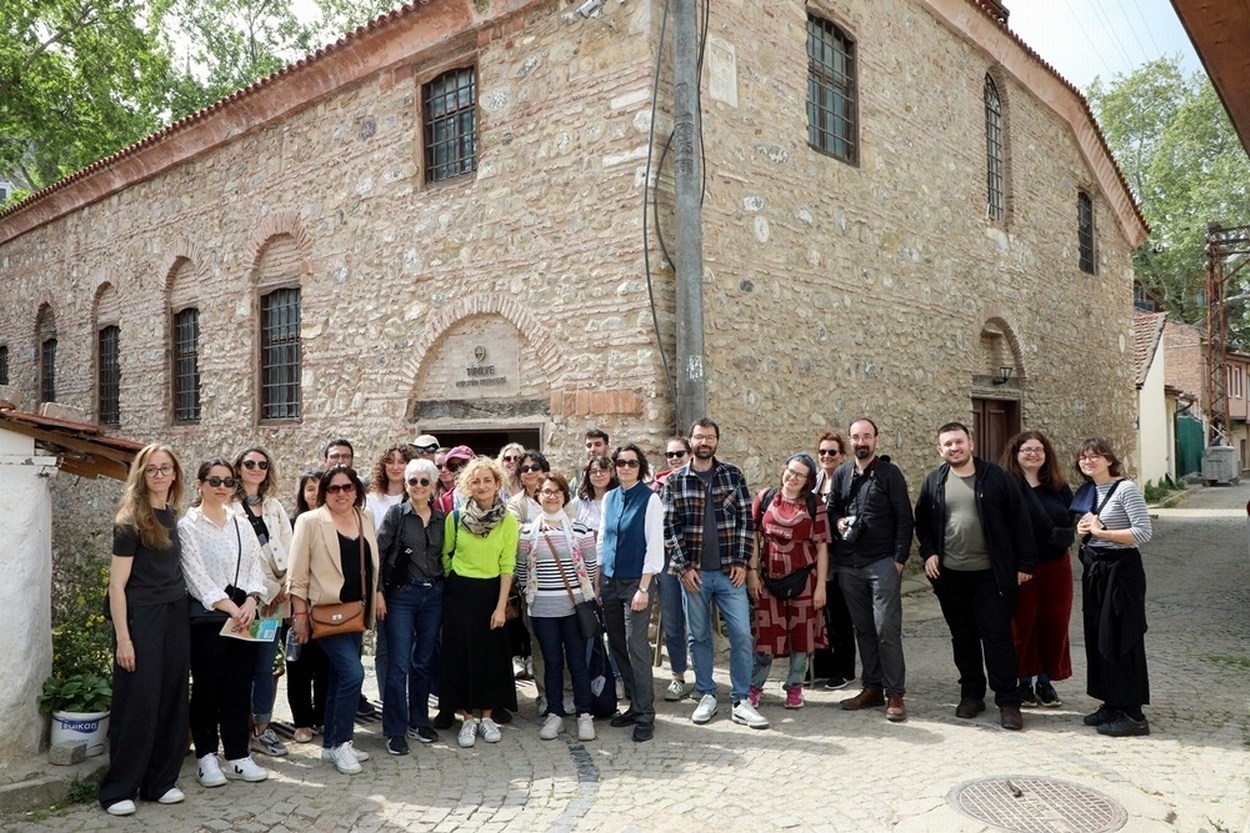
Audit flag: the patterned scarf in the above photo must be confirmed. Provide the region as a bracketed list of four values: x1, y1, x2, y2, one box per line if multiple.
[461, 494, 507, 537]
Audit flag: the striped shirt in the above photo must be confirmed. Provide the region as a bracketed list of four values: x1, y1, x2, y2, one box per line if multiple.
[1088, 479, 1152, 550]
[516, 521, 598, 618]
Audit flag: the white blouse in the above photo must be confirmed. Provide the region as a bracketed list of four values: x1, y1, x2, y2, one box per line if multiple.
[180, 505, 267, 608]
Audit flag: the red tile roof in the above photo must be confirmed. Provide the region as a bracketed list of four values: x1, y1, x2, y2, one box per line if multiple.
[1133, 311, 1169, 388]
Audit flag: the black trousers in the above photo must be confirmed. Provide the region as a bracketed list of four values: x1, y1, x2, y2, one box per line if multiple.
[811, 574, 857, 681]
[97, 597, 190, 809]
[285, 624, 330, 728]
[934, 568, 1020, 707]
[190, 621, 257, 760]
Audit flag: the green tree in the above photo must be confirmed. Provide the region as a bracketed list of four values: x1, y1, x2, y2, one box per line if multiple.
[1089, 57, 1250, 343]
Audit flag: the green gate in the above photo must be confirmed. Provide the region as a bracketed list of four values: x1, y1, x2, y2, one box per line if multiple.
[1175, 411, 1205, 477]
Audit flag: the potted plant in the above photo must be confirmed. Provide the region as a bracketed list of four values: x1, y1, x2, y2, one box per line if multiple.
[39, 673, 112, 756]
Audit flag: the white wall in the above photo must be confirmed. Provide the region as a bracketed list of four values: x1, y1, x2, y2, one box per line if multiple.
[1137, 351, 1172, 485]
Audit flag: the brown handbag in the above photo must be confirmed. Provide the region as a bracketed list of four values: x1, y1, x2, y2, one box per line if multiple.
[310, 510, 368, 639]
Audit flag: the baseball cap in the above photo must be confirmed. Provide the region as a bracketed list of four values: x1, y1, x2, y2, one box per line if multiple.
[410, 434, 440, 453]
[445, 444, 474, 462]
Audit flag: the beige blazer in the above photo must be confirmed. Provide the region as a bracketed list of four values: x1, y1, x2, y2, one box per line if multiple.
[289, 505, 380, 627]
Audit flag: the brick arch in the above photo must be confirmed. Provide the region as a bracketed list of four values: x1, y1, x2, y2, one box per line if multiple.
[92, 281, 122, 326]
[33, 298, 57, 343]
[978, 314, 1026, 383]
[160, 237, 210, 292]
[248, 212, 314, 278]
[402, 293, 568, 401]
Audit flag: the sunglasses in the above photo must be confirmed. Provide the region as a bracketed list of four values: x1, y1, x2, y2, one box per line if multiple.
[413, 444, 438, 453]
[518, 464, 544, 473]
[446, 460, 465, 472]
[407, 477, 432, 487]
[202, 476, 238, 488]
[502, 455, 519, 462]
[615, 459, 640, 468]
[818, 449, 842, 457]
[326, 483, 356, 494]
[665, 450, 687, 459]
[241, 459, 269, 470]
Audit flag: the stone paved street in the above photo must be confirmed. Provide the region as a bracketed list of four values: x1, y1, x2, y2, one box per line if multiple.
[7, 484, 1249, 832]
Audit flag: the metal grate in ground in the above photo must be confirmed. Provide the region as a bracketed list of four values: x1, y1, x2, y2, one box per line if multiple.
[948, 775, 1127, 833]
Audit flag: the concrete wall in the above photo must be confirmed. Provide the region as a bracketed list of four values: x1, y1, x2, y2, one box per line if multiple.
[1137, 349, 1171, 484]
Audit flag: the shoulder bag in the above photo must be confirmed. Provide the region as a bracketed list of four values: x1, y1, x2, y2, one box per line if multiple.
[545, 533, 605, 641]
[755, 489, 818, 601]
[310, 510, 368, 639]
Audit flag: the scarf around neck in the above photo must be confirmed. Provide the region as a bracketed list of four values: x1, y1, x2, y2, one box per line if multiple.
[461, 495, 507, 536]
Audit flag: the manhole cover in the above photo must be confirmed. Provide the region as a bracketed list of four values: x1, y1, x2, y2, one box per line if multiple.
[949, 775, 1127, 833]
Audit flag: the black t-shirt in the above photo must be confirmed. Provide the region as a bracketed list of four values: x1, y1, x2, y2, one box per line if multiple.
[113, 507, 186, 607]
[337, 532, 375, 617]
[696, 467, 720, 571]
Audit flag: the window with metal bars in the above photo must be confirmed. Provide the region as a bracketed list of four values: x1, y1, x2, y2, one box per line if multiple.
[173, 307, 201, 423]
[985, 75, 1005, 222]
[40, 338, 56, 403]
[423, 67, 477, 183]
[98, 325, 120, 425]
[807, 15, 857, 164]
[260, 288, 301, 420]
[1078, 191, 1096, 273]
[0, 345, 7, 385]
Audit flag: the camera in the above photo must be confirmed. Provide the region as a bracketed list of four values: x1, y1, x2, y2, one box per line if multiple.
[841, 515, 864, 543]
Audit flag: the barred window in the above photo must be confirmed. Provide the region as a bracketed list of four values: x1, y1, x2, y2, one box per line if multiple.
[40, 337, 56, 403]
[807, 15, 857, 164]
[423, 67, 477, 183]
[98, 325, 120, 425]
[260, 288, 301, 420]
[0, 345, 7, 385]
[1078, 191, 1096, 274]
[173, 307, 201, 423]
[985, 75, 1005, 222]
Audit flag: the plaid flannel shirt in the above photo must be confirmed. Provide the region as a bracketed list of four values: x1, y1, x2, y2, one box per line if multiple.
[661, 458, 754, 574]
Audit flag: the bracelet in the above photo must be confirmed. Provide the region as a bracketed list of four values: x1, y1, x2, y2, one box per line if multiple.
[746, 567, 758, 572]
[293, 611, 308, 618]
[636, 587, 649, 594]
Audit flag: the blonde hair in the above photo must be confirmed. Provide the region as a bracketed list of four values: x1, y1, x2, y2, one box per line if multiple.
[115, 443, 185, 550]
[456, 456, 505, 500]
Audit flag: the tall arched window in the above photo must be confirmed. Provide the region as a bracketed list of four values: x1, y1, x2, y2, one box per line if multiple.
[36, 304, 57, 403]
[985, 75, 1005, 222]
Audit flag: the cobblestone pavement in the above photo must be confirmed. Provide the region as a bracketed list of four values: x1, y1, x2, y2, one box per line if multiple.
[7, 484, 1249, 832]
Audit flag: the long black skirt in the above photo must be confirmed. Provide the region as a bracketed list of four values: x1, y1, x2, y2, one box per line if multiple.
[1081, 546, 1150, 709]
[439, 573, 518, 714]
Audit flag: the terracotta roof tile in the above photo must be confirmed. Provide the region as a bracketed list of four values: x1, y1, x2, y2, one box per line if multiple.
[1133, 310, 1169, 388]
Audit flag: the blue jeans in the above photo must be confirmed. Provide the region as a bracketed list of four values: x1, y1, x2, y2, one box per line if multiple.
[838, 557, 906, 696]
[683, 570, 753, 703]
[319, 632, 364, 749]
[251, 632, 280, 724]
[530, 614, 593, 717]
[657, 568, 688, 677]
[381, 578, 443, 738]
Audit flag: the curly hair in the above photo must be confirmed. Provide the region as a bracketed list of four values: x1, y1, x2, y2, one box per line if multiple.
[370, 444, 413, 495]
[456, 456, 506, 501]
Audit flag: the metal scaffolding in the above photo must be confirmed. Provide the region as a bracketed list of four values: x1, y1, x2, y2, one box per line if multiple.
[1205, 222, 1250, 445]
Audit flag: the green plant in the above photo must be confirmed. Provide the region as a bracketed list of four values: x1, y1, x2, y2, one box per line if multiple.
[38, 673, 112, 714]
[50, 536, 113, 681]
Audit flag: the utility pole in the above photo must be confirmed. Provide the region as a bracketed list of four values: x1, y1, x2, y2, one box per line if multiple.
[1205, 222, 1250, 446]
[672, 0, 706, 434]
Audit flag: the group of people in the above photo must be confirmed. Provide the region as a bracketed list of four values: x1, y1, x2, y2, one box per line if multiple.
[95, 418, 1153, 817]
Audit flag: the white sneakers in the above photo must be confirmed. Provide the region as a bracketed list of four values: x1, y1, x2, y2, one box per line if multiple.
[196, 754, 227, 788]
[691, 693, 719, 724]
[540, 714, 564, 740]
[479, 717, 502, 743]
[225, 755, 269, 782]
[157, 787, 185, 804]
[665, 678, 696, 701]
[577, 713, 596, 742]
[105, 799, 136, 816]
[103, 787, 182, 816]
[327, 742, 362, 775]
[458, 717, 479, 748]
[731, 700, 770, 730]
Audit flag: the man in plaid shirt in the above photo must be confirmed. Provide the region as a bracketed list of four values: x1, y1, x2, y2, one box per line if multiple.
[661, 418, 769, 730]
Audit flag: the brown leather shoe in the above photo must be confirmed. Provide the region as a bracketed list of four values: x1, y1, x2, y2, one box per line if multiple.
[885, 694, 907, 722]
[840, 687, 885, 710]
[999, 705, 1024, 730]
[954, 698, 986, 719]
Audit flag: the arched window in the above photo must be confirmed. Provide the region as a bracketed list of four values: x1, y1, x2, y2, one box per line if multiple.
[985, 75, 1005, 222]
[168, 258, 201, 423]
[36, 304, 57, 403]
[94, 283, 121, 426]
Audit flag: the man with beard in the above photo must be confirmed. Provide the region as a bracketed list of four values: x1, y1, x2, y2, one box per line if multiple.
[662, 418, 768, 729]
[827, 418, 915, 722]
[914, 422, 1036, 730]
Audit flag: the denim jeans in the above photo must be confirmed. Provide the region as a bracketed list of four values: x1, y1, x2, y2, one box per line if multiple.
[251, 633, 280, 724]
[683, 570, 753, 703]
[656, 568, 688, 677]
[381, 578, 443, 738]
[319, 632, 364, 749]
[838, 557, 906, 696]
[751, 650, 809, 690]
[530, 614, 593, 717]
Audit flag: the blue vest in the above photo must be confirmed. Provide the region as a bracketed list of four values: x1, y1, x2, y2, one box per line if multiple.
[600, 483, 650, 579]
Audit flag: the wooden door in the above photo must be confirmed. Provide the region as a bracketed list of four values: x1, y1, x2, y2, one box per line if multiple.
[971, 398, 1020, 465]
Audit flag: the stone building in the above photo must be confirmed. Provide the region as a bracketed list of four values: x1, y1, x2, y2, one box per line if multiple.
[0, 0, 1146, 561]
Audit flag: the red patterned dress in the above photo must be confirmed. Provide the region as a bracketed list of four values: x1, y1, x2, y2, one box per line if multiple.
[752, 490, 831, 657]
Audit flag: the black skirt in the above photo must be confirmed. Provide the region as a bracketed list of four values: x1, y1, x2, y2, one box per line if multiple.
[1081, 546, 1150, 708]
[439, 573, 518, 713]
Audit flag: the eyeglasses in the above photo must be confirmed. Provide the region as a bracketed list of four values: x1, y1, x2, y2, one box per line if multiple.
[144, 464, 174, 477]
[518, 464, 544, 474]
[202, 476, 238, 488]
[1019, 447, 1046, 456]
[590, 468, 611, 476]
[665, 450, 687, 459]
[782, 468, 806, 481]
[615, 458, 640, 468]
[690, 434, 717, 442]
[326, 452, 352, 462]
[1078, 453, 1105, 462]
[817, 449, 842, 457]
[502, 455, 519, 462]
[326, 483, 356, 494]
[407, 477, 432, 487]
[241, 459, 269, 470]
[538, 488, 563, 498]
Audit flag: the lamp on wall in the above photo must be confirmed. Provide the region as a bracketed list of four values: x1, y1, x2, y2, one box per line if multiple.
[992, 365, 1013, 386]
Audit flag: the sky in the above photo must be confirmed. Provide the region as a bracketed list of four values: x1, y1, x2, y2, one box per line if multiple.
[1008, 0, 1203, 93]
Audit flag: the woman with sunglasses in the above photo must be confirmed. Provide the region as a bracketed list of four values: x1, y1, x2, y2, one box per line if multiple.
[598, 444, 664, 742]
[97, 445, 189, 817]
[573, 454, 618, 534]
[810, 431, 857, 691]
[434, 449, 455, 502]
[505, 449, 553, 680]
[289, 465, 380, 774]
[179, 459, 270, 788]
[498, 442, 526, 500]
[649, 438, 695, 701]
[229, 446, 293, 759]
[435, 445, 475, 513]
[375, 459, 445, 755]
[285, 470, 329, 744]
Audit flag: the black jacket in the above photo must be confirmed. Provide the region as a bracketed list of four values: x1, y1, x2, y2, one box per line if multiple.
[827, 456, 915, 567]
[913, 458, 1037, 595]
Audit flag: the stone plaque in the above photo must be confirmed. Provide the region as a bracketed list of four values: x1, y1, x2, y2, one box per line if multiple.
[442, 322, 521, 399]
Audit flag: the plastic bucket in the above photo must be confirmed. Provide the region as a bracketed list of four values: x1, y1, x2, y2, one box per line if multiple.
[50, 711, 109, 757]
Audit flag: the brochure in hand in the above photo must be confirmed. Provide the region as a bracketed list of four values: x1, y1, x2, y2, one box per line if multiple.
[219, 616, 281, 642]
